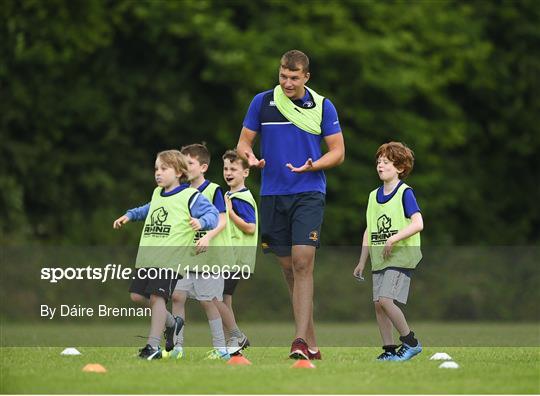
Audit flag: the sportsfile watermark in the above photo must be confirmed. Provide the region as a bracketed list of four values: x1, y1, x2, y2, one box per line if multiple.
[40, 264, 252, 284]
[1, 246, 538, 347]
[41, 265, 168, 284]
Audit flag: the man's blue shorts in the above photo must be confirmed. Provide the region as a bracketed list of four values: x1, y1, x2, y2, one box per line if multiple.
[260, 192, 325, 257]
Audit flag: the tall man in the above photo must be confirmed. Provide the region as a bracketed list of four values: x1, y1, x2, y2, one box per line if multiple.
[237, 50, 345, 360]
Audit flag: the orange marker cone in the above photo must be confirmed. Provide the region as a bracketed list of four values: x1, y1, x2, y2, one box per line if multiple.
[82, 363, 107, 373]
[292, 359, 315, 369]
[227, 355, 252, 366]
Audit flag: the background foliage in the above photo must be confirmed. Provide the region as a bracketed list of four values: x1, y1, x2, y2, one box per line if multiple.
[2, 0, 539, 245]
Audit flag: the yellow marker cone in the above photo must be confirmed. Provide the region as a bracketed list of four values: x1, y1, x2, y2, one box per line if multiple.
[291, 360, 315, 369]
[227, 355, 252, 366]
[82, 363, 107, 373]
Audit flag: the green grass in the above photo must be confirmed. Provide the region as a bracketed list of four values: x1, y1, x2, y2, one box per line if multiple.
[1, 322, 539, 393]
[2, 321, 539, 347]
[1, 347, 539, 394]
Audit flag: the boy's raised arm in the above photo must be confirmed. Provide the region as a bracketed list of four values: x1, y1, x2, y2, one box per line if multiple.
[113, 202, 150, 229]
[126, 203, 151, 222]
[226, 196, 256, 235]
[383, 212, 423, 259]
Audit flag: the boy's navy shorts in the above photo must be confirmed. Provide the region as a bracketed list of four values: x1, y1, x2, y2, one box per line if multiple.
[129, 267, 181, 302]
[260, 192, 325, 257]
[223, 277, 240, 296]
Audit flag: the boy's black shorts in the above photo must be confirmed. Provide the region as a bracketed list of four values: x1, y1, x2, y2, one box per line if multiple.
[260, 192, 325, 257]
[223, 277, 240, 296]
[129, 267, 181, 302]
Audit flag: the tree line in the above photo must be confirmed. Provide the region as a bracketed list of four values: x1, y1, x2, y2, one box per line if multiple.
[2, 0, 539, 246]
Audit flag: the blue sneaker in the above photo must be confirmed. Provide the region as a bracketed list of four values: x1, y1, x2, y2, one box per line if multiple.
[170, 346, 184, 359]
[205, 348, 230, 361]
[394, 342, 422, 361]
[376, 351, 397, 361]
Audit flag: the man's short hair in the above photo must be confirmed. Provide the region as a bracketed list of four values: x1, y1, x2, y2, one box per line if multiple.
[375, 142, 415, 179]
[222, 149, 249, 169]
[180, 143, 210, 166]
[280, 50, 309, 74]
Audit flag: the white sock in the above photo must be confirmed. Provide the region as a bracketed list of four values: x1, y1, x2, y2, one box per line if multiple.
[208, 318, 226, 349]
[175, 326, 184, 347]
[165, 312, 175, 328]
[147, 336, 161, 349]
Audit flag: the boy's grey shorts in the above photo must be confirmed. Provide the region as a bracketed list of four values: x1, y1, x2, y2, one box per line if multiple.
[372, 269, 411, 304]
[175, 274, 224, 301]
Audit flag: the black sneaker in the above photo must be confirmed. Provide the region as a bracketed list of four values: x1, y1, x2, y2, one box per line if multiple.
[138, 344, 162, 360]
[164, 316, 184, 352]
[376, 351, 397, 361]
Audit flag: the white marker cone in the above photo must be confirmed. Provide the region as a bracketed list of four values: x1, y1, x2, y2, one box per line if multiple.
[439, 361, 459, 369]
[430, 352, 452, 360]
[61, 347, 81, 355]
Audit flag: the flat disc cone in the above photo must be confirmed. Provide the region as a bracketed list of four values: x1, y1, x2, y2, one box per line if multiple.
[292, 360, 315, 369]
[227, 355, 252, 365]
[82, 363, 107, 373]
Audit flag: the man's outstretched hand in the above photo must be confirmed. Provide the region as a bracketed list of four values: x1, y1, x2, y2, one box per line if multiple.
[286, 158, 314, 173]
[245, 151, 266, 168]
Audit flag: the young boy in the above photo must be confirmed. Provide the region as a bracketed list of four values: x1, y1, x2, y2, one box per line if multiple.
[354, 142, 424, 362]
[170, 143, 246, 360]
[222, 149, 258, 353]
[113, 150, 219, 360]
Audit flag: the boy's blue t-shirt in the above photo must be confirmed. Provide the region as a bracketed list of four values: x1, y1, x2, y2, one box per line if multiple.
[226, 189, 256, 224]
[243, 88, 342, 196]
[376, 181, 421, 218]
[181, 180, 226, 213]
[199, 180, 226, 213]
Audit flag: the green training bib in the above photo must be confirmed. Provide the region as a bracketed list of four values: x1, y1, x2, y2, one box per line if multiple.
[192, 181, 234, 270]
[366, 183, 422, 272]
[135, 186, 200, 272]
[273, 85, 325, 135]
[226, 189, 258, 273]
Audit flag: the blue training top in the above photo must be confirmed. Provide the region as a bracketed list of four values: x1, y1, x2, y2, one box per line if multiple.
[243, 88, 342, 196]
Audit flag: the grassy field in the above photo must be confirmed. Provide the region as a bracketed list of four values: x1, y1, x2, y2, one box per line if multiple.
[2, 321, 539, 347]
[1, 323, 539, 394]
[2, 346, 539, 394]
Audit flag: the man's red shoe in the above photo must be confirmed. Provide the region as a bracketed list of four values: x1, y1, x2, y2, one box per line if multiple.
[289, 338, 309, 360]
[308, 349, 321, 360]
